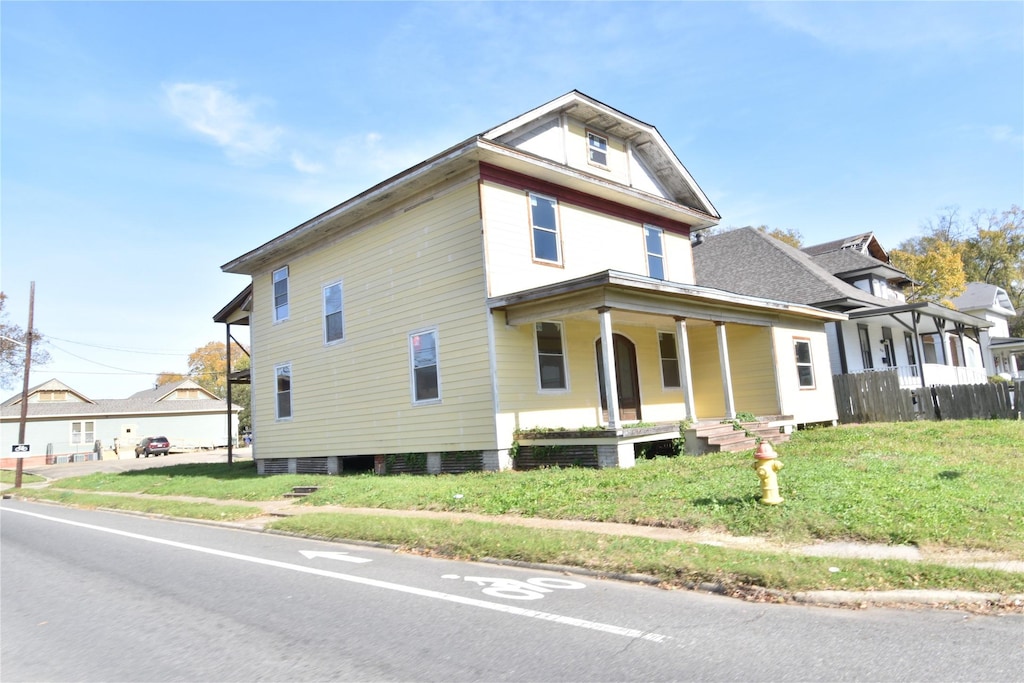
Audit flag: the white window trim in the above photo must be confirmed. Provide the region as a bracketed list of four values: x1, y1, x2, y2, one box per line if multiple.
[794, 338, 815, 390]
[71, 420, 95, 445]
[586, 130, 609, 168]
[272, 266, 290, 323]
[534, 321, 570, 393]
[645, 225, 665, 280]
[528, 192, 562, 265]
[274, 362, 293, 421]
[322, 279, 345, 346]
[409, 327, 442, 405]
[657, 331, 681, 390]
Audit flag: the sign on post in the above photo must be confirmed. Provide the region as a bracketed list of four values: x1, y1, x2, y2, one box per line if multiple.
[11, 444, 30, 453]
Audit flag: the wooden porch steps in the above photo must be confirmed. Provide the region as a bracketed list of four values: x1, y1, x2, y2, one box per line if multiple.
[687, 418, 792, 454]
[284, 485, 320, 498]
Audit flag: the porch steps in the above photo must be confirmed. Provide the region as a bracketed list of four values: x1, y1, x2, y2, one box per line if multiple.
[688, 419, 791, 454]
[284, 485, 320, 498]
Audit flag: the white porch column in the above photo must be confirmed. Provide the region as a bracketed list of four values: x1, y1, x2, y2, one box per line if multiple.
[715, 322, 736, 419]
[598, 307, 620, 430]
[674, 317, 696, 421]
[1011, 352, 1020, 378]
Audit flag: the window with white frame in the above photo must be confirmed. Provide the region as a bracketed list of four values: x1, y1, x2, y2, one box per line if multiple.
[587, 131, 608, 166]
[794, 338, 815, 388]
[323, 281, 344, 344]
[410, 329, 440, 403]
[275, 363, 292, 419]
[857, 325, 873, 369]
[71, 420, 95, 444]
[645, 226, 665, 280]
[273, 266, 289, 322]
[529, 193, 561, 264]
[535, 322, 567, 390]
[658, 332, 680, 388]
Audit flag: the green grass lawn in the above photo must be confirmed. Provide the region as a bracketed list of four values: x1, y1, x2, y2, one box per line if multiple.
[48, 420, 1024, 554]
[0, 469, 45, 485]
[29, 420, 1024, 597]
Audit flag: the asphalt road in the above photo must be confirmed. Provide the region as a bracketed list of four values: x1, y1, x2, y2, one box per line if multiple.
[3, 500, 1022, 682]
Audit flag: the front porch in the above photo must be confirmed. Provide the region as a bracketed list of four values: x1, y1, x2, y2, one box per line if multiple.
[512, 415, 795, 469]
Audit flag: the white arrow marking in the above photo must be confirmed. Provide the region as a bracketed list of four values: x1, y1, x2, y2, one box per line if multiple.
[300, 550, 372, 564]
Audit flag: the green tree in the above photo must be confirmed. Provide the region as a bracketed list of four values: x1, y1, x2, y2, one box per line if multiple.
[0, 292, 51, 390]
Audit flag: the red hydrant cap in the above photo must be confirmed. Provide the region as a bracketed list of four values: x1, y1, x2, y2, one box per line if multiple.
[754, 442, 777, 460]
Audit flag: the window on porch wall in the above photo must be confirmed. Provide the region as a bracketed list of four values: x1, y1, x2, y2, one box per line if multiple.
[658, 332, 680, 388]
[857, 324, 873, 369]
[535, 322, 567, 390]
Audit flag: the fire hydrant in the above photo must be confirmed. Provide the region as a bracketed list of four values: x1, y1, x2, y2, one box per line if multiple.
[753, 441, 783, 505]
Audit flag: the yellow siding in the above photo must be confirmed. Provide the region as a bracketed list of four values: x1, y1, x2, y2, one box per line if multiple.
[688, 323, 727, 417]
[492, 314, 688, 448]
[483, 182, 692, 297]
[771, 322, 839, 424]
[564, 117, 630, 184]
[251, 181, 496, 458]
[725, 324, 781, 416]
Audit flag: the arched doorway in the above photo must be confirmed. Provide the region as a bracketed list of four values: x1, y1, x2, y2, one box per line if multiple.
[596, 334, 641, 422]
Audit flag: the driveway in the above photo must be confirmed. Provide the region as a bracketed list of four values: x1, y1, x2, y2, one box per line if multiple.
[6, 448, 252, 484]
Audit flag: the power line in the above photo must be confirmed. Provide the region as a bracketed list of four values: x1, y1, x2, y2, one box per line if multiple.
[45, 335, 195, 356]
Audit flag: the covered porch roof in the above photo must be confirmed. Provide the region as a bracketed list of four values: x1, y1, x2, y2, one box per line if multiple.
[846, 301, 992, 337]
[487, 270, 847, 327]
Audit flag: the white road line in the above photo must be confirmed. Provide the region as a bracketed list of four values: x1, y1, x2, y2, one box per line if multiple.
[1, 506, 671, 644]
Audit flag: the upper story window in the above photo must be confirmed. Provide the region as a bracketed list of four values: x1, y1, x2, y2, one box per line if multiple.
[273, 266, 290, 322]
[529, 192, 561, 264]
[645, 226, 665, 280]
[275, 363, 292, 420]
[535, 322, 567, 390]
[410, 329, 441, 404]
[658, 332, 680, 388]
[38, 390, 68, 402]
[587, 131, 608, 167]
[794, 338, 815, 388]
[323, 281, 344, 344]
[174, 389, 200, 400]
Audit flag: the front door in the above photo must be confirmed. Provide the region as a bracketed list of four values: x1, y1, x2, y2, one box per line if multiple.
[596, 334, 641, 422]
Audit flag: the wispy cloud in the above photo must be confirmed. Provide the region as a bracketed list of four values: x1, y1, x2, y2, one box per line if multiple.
[164, 82, 282, 160]
[753, 3, 1021, 53]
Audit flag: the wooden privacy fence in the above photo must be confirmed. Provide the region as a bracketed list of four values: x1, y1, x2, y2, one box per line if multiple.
[832, 371, 1021, 423]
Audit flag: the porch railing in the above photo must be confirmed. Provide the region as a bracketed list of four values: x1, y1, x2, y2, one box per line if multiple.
[859, 364, 988, 389]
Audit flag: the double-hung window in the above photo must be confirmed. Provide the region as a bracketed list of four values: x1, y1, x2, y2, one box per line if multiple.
[645, 226, 665, 280]
[587, 131, 608, 167]
[273, 266, 289, 322]
[658, 332, 680, 388]
[529, 193, 561, 264]
[323, 281, 344, 344]
[410, 329, 440, 403]
[535, 322, 567, 390]
[275, 363, 292, 420]
[71, 421, 95, 445]
[794, 338, 815, 388]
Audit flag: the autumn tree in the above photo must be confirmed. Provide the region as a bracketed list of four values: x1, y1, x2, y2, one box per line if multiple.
[157, 340, 251, 430]
[155, 372, 187, 387]
[0, 291, 51, 390]
[756, 225, 803, 249]
[890, 237, 967, 306]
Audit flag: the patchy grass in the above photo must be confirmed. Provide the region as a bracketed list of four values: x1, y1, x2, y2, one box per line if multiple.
[47, 421, 1024, 555]
[270, 513, 1024, 595]
[14, 488, 263, 521]
[1, 469, 45, 485]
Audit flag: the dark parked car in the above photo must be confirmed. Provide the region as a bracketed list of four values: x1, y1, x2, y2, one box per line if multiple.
[135, 436, 170, 457]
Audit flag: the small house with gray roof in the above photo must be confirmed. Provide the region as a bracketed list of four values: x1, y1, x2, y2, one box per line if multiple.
[693, 228, 992, 389]
[1, 378, 240, 468]
[951, 282, 1024, 381]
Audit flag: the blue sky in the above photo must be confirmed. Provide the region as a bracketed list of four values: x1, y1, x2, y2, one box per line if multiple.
[2, 1, 1022, 399]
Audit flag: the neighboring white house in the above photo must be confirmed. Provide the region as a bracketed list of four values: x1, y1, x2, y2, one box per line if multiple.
[1, 378, 240, 468]
[952, 282, 1024, 380]
[694, 228, 992, 390]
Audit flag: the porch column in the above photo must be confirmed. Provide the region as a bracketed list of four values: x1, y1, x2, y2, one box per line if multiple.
[674, 317, 696, 421]
[598, 307, 620, 430]
[1011, 353, 1019, 378]
[715, 322, 737, 419]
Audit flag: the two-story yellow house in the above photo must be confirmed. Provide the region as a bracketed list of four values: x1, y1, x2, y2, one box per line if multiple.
[218, 91, 844, 475]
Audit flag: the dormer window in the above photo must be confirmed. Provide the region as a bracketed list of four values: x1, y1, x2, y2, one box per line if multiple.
[587, 131, 608, 167]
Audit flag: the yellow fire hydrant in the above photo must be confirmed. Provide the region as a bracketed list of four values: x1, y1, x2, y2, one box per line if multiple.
[753, 441, 783, 505]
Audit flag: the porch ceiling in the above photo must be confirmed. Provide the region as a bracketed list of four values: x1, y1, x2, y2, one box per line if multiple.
[846, 301, 992, 335]
[488, 270, 847, 327]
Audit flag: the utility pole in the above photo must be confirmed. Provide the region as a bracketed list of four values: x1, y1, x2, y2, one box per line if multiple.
[15, 282, 35, 489]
